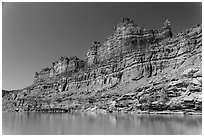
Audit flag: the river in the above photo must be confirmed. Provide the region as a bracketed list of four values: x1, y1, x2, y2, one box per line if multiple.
[2, 112, 202, 135]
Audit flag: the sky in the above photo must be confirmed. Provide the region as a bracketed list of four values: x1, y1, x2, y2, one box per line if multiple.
[2, 2, 202, 90]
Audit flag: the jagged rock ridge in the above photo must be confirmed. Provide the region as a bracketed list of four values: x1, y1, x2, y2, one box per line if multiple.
[2, 18, 202, 114]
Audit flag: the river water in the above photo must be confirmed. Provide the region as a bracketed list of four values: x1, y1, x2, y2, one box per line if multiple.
[2, 112, 202, 135]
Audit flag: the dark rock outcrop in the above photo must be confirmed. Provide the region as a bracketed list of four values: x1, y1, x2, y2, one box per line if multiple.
[2, 18, 202, 114]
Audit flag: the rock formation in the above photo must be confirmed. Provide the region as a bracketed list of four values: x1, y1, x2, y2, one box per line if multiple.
[2, 18, 202, 114]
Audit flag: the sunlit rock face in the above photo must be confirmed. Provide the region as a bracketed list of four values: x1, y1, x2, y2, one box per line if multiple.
[34, 56, 86, 83]
[2, 18, 202, 114]
[87, 18, 172, 65]
[53, 56, 69, 75]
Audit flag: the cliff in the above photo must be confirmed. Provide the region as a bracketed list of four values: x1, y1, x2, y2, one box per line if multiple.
[2, 18, 202, 114]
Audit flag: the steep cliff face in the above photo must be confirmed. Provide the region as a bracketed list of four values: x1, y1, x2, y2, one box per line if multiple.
[2, 18, 202, 114]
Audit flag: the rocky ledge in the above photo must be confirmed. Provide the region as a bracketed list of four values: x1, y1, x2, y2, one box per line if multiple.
[2, 18, 202, 115]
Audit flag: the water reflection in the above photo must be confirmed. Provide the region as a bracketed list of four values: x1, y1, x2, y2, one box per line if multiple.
[2, 112, 202, 135]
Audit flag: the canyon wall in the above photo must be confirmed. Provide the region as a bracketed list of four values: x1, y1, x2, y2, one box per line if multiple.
[2, 18, 202, 114]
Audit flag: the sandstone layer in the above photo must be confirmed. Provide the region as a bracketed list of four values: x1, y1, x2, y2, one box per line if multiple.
[2, 18, 202, 114]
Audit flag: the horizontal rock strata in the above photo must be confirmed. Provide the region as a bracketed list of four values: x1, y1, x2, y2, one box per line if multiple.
[2, 18, 202, 114]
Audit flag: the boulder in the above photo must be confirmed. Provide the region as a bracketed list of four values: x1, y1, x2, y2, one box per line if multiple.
[182, 68, 199, 77]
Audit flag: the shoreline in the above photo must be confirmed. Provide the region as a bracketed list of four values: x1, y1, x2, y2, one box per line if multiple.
[2, 109, 202, 116]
